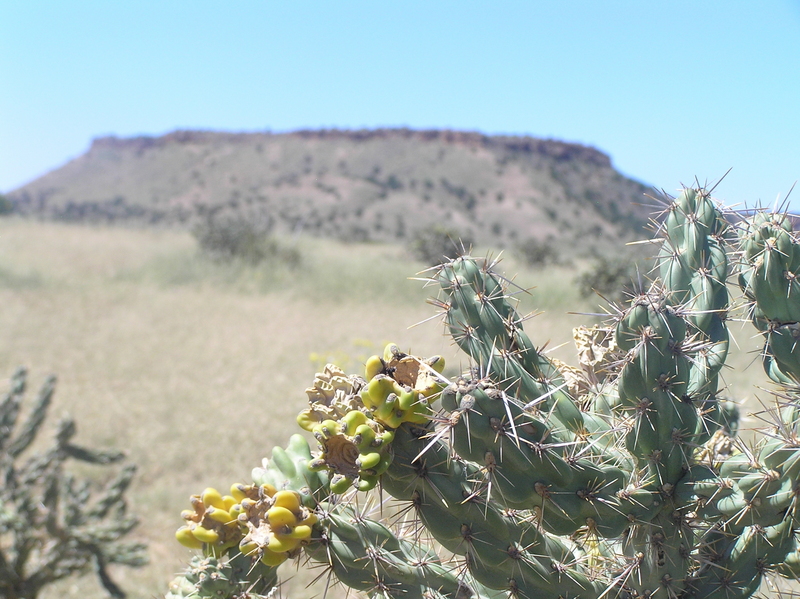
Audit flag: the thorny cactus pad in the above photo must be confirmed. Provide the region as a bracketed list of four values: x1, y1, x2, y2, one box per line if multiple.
[168, 187, 800, 599]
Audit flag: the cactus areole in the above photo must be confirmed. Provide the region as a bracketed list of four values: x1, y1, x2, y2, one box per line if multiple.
[168, 187, 800, 599]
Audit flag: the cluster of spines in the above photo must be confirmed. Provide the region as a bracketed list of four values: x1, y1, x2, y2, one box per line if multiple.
[379, 423, 607, 598]
[304, 507, 466, 599]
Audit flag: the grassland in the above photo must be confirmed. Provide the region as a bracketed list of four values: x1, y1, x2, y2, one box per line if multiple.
[0, 218, 772, 599]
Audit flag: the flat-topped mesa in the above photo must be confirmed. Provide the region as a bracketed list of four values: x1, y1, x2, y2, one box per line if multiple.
[88, 128, 613, 167]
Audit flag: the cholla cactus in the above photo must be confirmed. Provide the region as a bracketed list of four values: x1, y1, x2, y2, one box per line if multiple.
[0, 368, 146, 599]
[168, 187, 800, 599]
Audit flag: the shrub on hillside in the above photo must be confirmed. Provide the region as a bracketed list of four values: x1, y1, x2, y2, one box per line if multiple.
[408, 225, 473, 266]
[192, 211, 301, 268]
[515, 237, 559, 268]
[576, 255, 644, 302]
[0, 194, 13, 216]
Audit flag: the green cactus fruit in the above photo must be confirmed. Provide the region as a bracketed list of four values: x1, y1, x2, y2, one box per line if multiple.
[360, 374, 432, 427]
[307, 410, 393, 492]
[369, 342, 446, 397]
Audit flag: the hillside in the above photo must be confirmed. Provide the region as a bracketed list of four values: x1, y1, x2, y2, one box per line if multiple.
[8, 128, 653, 255]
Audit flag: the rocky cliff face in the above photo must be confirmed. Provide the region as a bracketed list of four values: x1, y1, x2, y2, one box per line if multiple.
[8, 128, 652, 253]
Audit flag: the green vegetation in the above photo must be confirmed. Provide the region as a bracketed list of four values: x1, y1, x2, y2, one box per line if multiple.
[165, 187, 800, 599]
[514, 236, 559, 267]
[0, 193, 13, 215]
[576, 255, 642, 301]
[0, 369, 146, 599]
[407, 224, 473, 266]
[191, 210, 301, 267]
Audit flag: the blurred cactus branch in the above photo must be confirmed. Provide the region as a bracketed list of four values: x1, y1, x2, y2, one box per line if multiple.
[0, 368, 146, 599]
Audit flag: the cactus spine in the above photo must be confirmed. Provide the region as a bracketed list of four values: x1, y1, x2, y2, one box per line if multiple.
[168, 187, 800, 599]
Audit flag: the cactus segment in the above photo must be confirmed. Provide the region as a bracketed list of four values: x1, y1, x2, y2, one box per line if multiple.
[252, 433, 329, 506]
[304, 509, 466, 599]
[738, 209, 800, 386]
[435, 256, 585, 437]
[165, 554, 278, 599]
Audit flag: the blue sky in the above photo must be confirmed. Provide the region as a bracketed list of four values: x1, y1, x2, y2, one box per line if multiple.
[2, 1, 799, 208]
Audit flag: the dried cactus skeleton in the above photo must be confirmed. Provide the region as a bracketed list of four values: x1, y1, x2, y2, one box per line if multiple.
[0, 368, 147, 599]
[169, 187, 800, 599]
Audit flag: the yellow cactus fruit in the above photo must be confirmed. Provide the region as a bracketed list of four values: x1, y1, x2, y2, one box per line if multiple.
[191, 525, 220, 544]
[296, 409, 318, 432]
[239, 540, 260, 556]
[383, 343, 402, 363]
[300, 512, 318, 527]
[268, 534, 301, 553]
[358, 452, 382, 470]
[230, 483, 248, 502]
[272, 490, 302, 513]
[289, 524, 313, 539]
[398, 389, 418, 411]
[365, 355, 385, 381]
[175, 526, 203, 549]
[205, 506, 233, 525]
[267, 506, 298, 529]
[428, 354, 446, 374]
[201, 488, 226, 510]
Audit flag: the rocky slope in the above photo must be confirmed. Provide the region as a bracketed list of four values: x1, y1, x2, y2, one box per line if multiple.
[8, 128, 653, 254]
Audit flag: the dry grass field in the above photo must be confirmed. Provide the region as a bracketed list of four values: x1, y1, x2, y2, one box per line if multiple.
[0, 217, 774, 599]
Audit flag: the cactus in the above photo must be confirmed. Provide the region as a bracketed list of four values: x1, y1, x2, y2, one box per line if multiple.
[168, 186, 800, 599]
[0, 368, 146, 599]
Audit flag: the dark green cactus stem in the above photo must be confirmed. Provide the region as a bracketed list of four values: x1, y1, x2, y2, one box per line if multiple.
[305, 508, 467, 599]
[611, 188, 731, 597]
[435, 256, 585, 439]
[380, 423, 608, 598]
[433, 258, 637, 513]
[657, 187, 730, 441]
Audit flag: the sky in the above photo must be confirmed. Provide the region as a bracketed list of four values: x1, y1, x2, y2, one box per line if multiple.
[1, 1, 799, 209]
